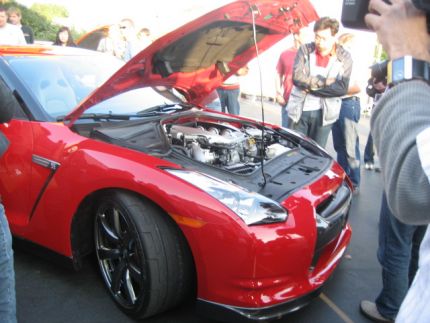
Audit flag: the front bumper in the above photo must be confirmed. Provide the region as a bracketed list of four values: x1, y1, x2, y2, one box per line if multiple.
[188, 165, 352, 321]
[195, 224, 351, 323]
[196, 286, 322, 322]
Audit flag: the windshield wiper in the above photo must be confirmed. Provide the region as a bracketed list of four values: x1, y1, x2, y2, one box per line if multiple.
[57, 113, 139, 122]
[56, 103, 192, 122]
[136, 103, 191, 117]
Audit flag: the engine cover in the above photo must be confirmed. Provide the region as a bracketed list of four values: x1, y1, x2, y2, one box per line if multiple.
[167, 120, 292, 171]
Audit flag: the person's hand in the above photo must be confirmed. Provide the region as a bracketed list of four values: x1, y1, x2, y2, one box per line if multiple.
[326, 77, 336, 86]
[365, 0, 430, 61]
[236, 65, 249, 76]
[276, 93, 286, 106]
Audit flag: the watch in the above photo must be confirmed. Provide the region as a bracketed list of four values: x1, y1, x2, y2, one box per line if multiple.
[387, 56, 430, 87]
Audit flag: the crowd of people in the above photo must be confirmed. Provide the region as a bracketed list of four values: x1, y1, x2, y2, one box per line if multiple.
[272, 1, 430, 322]
[0, 6, 152, 63]
[95, 19, 153, 62]
[1, 0, 430, 322]
[274, 19, 375, 194]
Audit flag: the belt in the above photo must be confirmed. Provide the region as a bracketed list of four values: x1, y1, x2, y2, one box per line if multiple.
[342, 96, 360, 101]
[219, 84, 240, 90]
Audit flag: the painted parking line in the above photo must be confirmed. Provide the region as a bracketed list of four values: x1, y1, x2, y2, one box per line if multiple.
[320, 293, 354, 323]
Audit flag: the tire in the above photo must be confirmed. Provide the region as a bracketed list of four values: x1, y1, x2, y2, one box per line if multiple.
[94, 190, 194, 319]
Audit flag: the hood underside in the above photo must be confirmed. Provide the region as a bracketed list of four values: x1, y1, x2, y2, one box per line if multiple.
[65, 0, 318, 126]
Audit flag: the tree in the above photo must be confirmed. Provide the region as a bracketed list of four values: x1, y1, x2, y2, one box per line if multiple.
[373, 42, 388, 63]
[30, 3, 69, 23]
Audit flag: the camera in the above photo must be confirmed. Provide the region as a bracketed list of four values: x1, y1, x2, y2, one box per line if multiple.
[342, 0, 430, 86]
[370, 61, 387, 82]
[365, 61, 387, 97]
[341, 0, 430, 31]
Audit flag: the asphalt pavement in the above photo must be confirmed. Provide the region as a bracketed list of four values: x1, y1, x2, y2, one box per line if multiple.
[14, 98, 382, 323]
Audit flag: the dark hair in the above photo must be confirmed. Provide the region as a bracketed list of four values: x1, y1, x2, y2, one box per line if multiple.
[314, 17, 339, 36]
[0, 6, 7, 14]
[53, 26, 76, 47]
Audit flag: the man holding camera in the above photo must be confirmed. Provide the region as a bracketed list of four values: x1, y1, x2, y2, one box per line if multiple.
[361, 65, 427, 323]
[363, 0, 430, 322]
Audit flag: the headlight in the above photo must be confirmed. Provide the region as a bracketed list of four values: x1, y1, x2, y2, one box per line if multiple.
[166, 169, 288, 225]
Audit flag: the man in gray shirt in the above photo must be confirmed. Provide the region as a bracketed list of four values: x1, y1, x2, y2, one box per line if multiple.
[365, 0, 430, 322]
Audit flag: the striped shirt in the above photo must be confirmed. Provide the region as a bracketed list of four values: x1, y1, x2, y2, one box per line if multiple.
[396, 127, 430, 323]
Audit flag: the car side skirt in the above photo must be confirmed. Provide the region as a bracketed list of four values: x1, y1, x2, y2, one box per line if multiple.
[13, 236, 76, 270]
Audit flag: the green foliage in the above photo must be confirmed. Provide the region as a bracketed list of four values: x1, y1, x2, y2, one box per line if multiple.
[71, 28, 85, 42]
[3, 1, 70, 42]
[373, 43, 388, 63]
[380, 50, 388, 61]
[30, 3, 69, 22]
[20, 6, 57, 41]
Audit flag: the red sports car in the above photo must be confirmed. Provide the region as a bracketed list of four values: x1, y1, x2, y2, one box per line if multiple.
[0, 1, 352, 321]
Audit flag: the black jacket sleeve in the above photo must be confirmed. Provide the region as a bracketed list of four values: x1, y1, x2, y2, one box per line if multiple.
[292, 44, 325, 91]
[292, 43, 352, 98]
[22, 25, 34, 44]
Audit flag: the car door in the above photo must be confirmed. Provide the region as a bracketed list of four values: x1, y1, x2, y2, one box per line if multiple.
[0, 69, 64, 237]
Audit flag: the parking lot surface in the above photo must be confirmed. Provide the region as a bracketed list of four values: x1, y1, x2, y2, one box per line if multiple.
[15, 98, 381, 323]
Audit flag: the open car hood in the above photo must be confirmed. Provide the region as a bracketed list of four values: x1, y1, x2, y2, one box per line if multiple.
[65, 0, 318, 125]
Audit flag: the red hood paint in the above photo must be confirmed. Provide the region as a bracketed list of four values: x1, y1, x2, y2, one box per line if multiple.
[65, 0, 318, 126]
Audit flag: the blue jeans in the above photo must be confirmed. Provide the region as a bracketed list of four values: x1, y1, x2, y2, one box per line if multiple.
[206, 98, 222, 112]
[364, 133, 374, 164]
[288, 110, 332, 147]
[375, 194, 427, 320]
[216, 88, 240, 115]
[281, 104, 288, 128]
[0, 203, 16, 323]
[332, 97, 361, 187]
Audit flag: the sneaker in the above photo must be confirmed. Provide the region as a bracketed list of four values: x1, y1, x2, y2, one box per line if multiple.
[365, 162, 374, 170]
[360, 300, 394, 322]
[353, 186, 360, 196]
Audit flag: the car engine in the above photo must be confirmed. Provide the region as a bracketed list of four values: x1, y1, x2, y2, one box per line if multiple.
[165, 120, 293, 173]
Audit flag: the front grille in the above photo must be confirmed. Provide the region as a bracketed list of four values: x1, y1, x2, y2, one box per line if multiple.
[310, 183, 352, 268]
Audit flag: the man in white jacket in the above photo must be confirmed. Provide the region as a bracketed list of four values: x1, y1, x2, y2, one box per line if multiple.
[287, 17, 352, 147]
[0, 7, 25, 46]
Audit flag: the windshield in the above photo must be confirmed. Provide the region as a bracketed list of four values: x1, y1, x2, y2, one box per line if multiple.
[7, 54, 124, 117]
[85, 87, 177, 116]
[8, 54, 183, 119]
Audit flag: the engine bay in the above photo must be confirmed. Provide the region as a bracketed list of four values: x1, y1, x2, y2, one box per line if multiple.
[164, 119, 296, 174]
[78, 110, 331, 199]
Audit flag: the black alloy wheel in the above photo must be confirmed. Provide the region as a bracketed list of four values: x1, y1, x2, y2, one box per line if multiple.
[94, 191, 194, 319]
